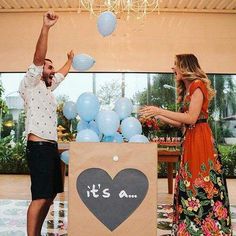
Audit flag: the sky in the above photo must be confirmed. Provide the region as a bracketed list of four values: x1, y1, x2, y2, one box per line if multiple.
[1, 72, 235, 105]
[0, 72, 150, 103]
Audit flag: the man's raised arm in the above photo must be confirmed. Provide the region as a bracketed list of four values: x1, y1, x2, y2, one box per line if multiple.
[33, 11, 58, 66]
[57, 50, 74, 77]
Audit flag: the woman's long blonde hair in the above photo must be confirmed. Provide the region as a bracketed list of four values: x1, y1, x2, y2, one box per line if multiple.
[175, 54, 215, 104]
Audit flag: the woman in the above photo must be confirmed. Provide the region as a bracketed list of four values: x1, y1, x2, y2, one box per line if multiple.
[139, 54, 232, 235]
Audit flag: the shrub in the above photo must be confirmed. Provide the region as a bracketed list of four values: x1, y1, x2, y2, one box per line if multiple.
[0, 135, 29, 174]
[219, 145, 236, 177]
[158, 145, 236, 178]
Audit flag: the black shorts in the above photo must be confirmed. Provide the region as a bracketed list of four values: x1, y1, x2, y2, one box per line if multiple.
[26, 141, 63, 200]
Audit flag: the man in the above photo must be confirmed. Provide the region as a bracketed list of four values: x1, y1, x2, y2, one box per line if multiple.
[19, 11, 74, 236]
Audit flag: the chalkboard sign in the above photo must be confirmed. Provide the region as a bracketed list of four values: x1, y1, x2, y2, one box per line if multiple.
[77, 168, 149, 231]
[68, 142, 157, 236]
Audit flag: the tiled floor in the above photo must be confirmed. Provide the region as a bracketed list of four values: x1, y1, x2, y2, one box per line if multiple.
[1, 175, 236, 235]
[0, 199, 67, 236]
[0, 199, 236, 235]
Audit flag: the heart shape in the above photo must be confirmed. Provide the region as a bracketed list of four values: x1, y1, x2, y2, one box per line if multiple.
[76, 168, 149, 231]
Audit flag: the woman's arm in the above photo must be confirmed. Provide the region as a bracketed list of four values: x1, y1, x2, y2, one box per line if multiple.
[156, 115, 182, 127]
[140, 88, 203, 125]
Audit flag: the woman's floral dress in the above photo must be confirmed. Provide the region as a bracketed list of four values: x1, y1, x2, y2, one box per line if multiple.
[172, 80, 232, 235]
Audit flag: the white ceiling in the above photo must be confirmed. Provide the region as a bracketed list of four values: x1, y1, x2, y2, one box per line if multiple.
[0, 0, 235, 13]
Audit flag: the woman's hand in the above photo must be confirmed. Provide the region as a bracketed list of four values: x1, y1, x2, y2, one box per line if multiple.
[139, 106, 161, 119]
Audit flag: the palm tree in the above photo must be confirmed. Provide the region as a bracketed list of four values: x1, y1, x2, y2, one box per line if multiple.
[209, 74, 236, 119]
[208, 74, 236, 143]
[134, 73, 176, 109]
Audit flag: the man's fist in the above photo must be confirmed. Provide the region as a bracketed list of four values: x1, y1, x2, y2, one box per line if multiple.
[43, 11, 58, 27]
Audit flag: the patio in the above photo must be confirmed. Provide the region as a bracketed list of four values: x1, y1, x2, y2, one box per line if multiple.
[0, 175, 236, 235]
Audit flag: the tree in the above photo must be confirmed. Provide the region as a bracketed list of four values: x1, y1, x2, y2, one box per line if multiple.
[134, 73, 176, 109]
[208, 75, 236, 143]
[56, 95, 71, 131]
[208, 75, 236, 119]
[97, 79, 122, 106]
[135, 74, 179, 137]
[0, 81, 9, 138]
[0, 81, 8, 116]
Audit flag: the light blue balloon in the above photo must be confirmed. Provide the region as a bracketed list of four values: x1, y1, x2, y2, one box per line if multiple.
[121, 117, 142, 140]
[76, 92, 100, 122]
[72, 54, 96, 71]
[102, 132, 123, 143]
[89, 120, 103, 140]
[113, 132, 124, 143]
[96, 110, 120, 136]
[76, 129, 100, 142]
[102, 135, 114, 142]
[98, 133, 103, 141]
[129, 134, 149, 143]
[63, 101, 77, 120]
[97, 11, 117, 37]
[89, 120, 100, 135]
[61, 151, 69, 165]
[77, 119, 89, 132]
[114, 97, 133, 120]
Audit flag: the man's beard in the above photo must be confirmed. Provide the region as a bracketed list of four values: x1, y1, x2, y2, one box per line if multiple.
[43, 74, 54, 87]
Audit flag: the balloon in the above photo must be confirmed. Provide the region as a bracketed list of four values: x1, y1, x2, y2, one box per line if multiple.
[61, 151, 69, 165]
[76, 92, 100, 122]
[77, 119, 89, 132]
[88, 120, 100, 135]
[63, 101, 77, 120]
[129, 134, 149, 143]
[102, 135, 114, 142]
[72, 54, 96, 71]
[114, 97, 133, 120]
[89, 120, 103, 140]
[97, 11, 117, 37]
[120, 117, 142, 140]
[98, 133, 103, 141]
[76, 129, 100, 142]
[96, 110, 120, 136]
[113, 132, 124, 143]
[102, 132, 123, 143]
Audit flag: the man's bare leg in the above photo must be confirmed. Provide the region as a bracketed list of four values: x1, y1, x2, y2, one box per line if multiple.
[27, 198, 53, 236]
[38, 196, 56, 233]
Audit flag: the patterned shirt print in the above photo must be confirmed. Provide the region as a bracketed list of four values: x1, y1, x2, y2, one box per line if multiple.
[19, 64, 64, 141]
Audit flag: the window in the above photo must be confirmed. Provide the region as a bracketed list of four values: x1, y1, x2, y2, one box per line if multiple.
[1, 72, 236, 175]
[1, 72, 236, 141]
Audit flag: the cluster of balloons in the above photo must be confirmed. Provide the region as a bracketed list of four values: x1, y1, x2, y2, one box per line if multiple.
[61, 94, 149, 165]
[71, 11, 117, 72]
